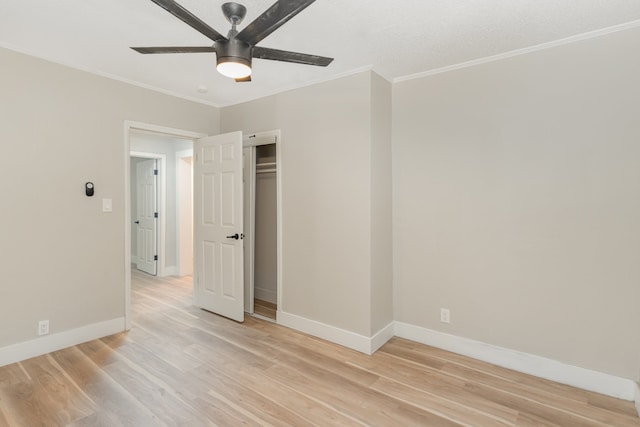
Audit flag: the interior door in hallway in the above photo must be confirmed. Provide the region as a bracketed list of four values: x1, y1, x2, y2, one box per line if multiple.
[193, 131, 244, 322]
[136, 159, 158, 275]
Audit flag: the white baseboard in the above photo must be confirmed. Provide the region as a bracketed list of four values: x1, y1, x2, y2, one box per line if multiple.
[255, 287, 277, 305]
[277, 311, 393, 355]
[0, 317, 125, 368]
[635, 382, 640, 416]
[370, 322, 395, 353]
[394, 322, 635, 401]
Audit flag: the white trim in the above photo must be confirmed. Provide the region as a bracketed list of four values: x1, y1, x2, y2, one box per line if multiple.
[275, 133, 284, 323]
[124, 121, 207, 331]
[130, 151, 166, 277]
[635, 382, 640, 416]
[242, 131, 283, 323]
[250, 312, 276, 323]
[126, 122, 207, 140]
[0, 318, 124, 368]
[370, 322, 396, 354]
[394, 19, 640, 83]
[276, 312, 394, 355]
[243, 132, 278, 147]
[242, 146, 256, 314]
[394, 322, 636, 401]
[277, 311, 373, 354]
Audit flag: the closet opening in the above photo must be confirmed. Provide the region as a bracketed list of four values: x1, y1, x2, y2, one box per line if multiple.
[243, 131, 281, 321]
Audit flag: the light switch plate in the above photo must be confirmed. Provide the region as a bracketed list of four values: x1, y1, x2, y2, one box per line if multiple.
[102, 198, 113, 212]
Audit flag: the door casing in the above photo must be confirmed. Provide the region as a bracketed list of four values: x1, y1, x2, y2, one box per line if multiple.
[176, 149, 194, 276]
[243, 130, 282, 319]
[124, 121, 206, 330]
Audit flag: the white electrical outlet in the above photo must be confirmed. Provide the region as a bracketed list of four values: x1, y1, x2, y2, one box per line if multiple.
[440, 308, 450, 324]
[38, 320, 49, 336]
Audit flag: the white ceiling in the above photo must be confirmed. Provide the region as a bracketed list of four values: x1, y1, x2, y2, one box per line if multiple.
[2, 0, 640, 107]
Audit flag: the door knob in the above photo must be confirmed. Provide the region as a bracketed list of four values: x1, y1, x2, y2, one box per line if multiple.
[226, 233, 240, 240]
[134, 220, 140, 224]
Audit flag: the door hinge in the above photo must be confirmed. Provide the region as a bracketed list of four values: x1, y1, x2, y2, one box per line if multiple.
[153, 255, 158, 261]
[154, 212, 158, 218]
[154, 169, 158, 175]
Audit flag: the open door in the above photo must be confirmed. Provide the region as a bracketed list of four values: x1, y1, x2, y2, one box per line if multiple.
[193, 131, 244, 322]
[135, 159, 158, 275]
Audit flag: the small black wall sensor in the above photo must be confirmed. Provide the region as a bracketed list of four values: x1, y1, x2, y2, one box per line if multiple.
[85, 182, 94, 197]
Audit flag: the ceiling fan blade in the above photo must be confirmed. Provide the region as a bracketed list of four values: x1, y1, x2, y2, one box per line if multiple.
[131, 46, 216, 54]
[150, 0, 226, 42]
[236, 0, 316, 46]
[235, 76, 252, 82]
[253, 46, 333, 66]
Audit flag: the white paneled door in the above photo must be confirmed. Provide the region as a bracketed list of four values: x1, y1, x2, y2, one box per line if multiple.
[136, 159, 158, 275]
[193, 131, 244, 322]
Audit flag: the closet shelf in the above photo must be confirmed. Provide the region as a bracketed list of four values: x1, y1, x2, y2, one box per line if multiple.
[256, 162, 276, 168]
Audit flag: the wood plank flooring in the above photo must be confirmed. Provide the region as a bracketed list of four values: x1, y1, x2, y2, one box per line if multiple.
[0, 270, 638, 426]
[254, 299, 277, 320]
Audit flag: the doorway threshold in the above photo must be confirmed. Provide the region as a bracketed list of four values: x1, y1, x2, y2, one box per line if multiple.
[248, 312, 276, 323]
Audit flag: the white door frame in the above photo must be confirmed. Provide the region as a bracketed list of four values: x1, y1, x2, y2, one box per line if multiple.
[243, 130, 283, 320]
[131, 152, 165, 275]
[242, 146, 255, 313]
[176, 148, 194, 277]
[124, 121, 206, 330]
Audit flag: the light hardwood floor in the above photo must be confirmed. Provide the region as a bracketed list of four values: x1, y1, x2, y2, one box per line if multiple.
[254, 299, 277, 320]
[0, 270, 638, 426]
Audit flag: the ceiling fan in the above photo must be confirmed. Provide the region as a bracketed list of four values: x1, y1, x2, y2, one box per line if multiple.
[131, 0, 334, 82]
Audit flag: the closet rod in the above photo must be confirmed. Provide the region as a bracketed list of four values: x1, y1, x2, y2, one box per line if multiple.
[256, 168, 276, 174]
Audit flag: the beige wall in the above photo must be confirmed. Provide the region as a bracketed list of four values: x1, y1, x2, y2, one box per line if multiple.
[254, 170, 278, 304]
[0, 47, 219, 348]
[392, 27, 640, 379]
[222, 71, 394, 336]
[3, 23, 637, 385]
[370, 73, 394, 333]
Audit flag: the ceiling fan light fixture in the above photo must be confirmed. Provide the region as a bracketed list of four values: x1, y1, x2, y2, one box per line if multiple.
[215, 37, 252, 79]
[216, 57, 252, 79]
[132, 0, 334, 82]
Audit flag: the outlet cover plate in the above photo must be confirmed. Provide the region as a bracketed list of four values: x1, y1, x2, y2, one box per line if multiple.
[38, 320, 49, 336]
[440, 308, 450, 324]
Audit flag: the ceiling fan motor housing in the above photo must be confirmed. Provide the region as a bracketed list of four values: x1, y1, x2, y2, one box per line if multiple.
[216, 38, 252, 66]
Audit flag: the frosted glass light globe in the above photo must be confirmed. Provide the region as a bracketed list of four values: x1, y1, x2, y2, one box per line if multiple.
[217, 61, 251, 79]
